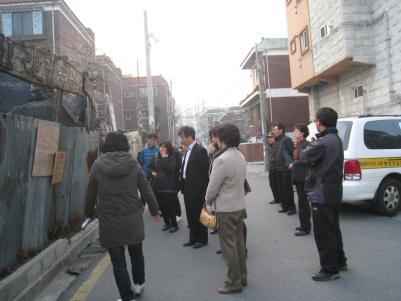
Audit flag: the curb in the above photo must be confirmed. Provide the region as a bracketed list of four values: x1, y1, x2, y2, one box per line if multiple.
[0, 220, 99, 301]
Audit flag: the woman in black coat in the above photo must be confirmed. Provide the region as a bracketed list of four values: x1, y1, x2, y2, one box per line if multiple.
[151, 141, 179, 233]
[289, 123, 311, 236]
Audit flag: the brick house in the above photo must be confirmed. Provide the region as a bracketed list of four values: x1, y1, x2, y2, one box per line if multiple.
[240, 38, 310, 137]
[0, 0, 95, 71]
[122, 75, 175, 142]
[285, 0, 401, 117]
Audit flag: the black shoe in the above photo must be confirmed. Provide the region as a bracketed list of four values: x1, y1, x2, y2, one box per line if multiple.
[269, 200, 280, 204]
[169, 226, 179, 233]
[183, 241, 196, 247]
[295, 226, 302, 231]
[162, 224, 172, 231]
[287, 209, 296, 216]
[210, 229, 218, 235]
[278, 209, 288, 213]
[192, 242, 206, 249]
[294, 230, 310, 236]
[339, 262, 348, 271]
[311, 270, 340, 281]
[216, 249, 222, 254]
[242, 280, 248, 287]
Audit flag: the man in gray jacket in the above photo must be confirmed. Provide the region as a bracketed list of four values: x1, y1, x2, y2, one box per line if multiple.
[296, 107, 347, 281]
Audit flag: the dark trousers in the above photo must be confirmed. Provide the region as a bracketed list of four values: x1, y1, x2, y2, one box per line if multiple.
[277, 170, 295, 210]
[173, 193, 182, 217]
[184, 195, 208, 244]
[268, 170, 281, 203]
[155, 192, 178, 227]
[311, 203, 347, 273]
[108, 243, 145, 301]
[295, 182, 311, 231]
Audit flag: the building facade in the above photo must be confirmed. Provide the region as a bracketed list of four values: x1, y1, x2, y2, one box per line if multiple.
[0, 0, 95, 71]
[240, 38, 310, 137]
[286, 0, 401, 118]
[122, 75, 175, 142]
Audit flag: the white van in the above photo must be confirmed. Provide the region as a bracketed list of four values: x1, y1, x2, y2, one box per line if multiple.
[337, 116, 401, 216]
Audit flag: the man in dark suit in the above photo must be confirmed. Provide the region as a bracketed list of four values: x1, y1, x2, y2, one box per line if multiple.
[178, 126, 209, 249]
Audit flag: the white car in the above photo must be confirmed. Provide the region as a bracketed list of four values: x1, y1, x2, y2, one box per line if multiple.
[337, 116, 401, 216]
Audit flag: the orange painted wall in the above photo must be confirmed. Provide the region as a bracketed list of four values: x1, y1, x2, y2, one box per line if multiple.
[286, 0, 314, 89]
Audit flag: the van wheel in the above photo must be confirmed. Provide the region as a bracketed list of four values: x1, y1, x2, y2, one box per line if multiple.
[374, 178, 401, 217]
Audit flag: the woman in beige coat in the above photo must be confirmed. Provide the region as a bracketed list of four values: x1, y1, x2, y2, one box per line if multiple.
[205, 123, 247, 294]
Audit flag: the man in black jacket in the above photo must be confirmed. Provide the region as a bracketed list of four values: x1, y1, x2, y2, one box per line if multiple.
[179, 126, 209, 249]
[273, 123, 296, 215]
[297, 107, 347, 281]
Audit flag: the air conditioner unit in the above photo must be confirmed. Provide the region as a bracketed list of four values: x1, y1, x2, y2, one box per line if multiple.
[320, 25, 331, 38]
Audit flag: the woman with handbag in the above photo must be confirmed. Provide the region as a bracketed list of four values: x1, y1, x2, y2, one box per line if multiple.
[151, 141, 180, 233]
[205, 123, 247, 294]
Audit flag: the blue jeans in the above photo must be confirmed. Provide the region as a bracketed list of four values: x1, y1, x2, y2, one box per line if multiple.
[108, 243, 145, 301]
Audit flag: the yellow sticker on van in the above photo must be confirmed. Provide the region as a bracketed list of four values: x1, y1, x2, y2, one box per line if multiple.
[359, 158, 401, 169]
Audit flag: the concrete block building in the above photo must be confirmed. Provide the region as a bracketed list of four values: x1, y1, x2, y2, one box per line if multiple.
[286, 0, 401, 118]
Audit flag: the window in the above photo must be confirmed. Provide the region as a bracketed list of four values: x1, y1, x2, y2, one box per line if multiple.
[234, 113, 242, 120]
[123, 86, 135, 97]
[354, 86, 364, 99]
[300, 27, 309, 55]
[124, 111, 132, 120]
[337, 121, 353, 151]
[1, 11, 43, 38]
[290, 38, 297, 54]
[139, 86, 158, 97]
[364, 120, 401, 149]
[320, 24, 331, 39]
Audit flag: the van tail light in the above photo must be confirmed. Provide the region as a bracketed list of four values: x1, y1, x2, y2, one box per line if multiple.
[344, 160, 362, 181]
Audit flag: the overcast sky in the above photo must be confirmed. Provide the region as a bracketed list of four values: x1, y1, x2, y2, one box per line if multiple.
[66, 0, 288, 109]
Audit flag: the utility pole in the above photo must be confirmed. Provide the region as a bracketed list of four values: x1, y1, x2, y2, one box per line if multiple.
[144, 11, 155, 132]
[255, 43, 269, 172]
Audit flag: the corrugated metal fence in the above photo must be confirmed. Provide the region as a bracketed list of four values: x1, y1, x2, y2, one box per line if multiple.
[0, 114, 99, 269]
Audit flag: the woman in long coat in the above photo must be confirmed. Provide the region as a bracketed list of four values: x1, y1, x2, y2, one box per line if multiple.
[205, 123, 247, 294]
[85, 132, 159, 301]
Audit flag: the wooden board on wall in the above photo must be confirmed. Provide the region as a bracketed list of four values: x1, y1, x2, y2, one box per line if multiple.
[51, 152, 66, 185]
[32, 121, 60, 177]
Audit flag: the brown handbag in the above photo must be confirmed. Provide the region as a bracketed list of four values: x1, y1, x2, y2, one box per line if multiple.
[199, 203, 218, 231]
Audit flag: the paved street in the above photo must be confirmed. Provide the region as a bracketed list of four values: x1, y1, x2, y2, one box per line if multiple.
[59, 164, 401, 301]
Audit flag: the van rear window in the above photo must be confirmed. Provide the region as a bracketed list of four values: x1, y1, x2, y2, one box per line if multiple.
[364, 120, 401, 149]
[337, 121, 352, 151]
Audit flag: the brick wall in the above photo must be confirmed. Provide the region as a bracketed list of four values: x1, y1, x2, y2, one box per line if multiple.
[55, 11, 95, 71]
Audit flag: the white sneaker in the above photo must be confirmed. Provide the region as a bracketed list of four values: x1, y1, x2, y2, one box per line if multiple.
[133, 283, 145, 296]
[176, 215, 182, 222]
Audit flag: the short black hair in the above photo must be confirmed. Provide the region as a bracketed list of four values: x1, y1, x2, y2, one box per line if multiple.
[209, 126, 220, 141]
[147, 133, 157, 139]
[273, 123, 285, 132]
[102, 132, 130, 153]
[316, 107, 338, 128]
[178, 126, 196, 140]
[217, 123, 241, 148]
[294, 123, 309, 138]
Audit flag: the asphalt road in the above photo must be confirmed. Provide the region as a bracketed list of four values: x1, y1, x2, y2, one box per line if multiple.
[59, 164, 401, 301]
